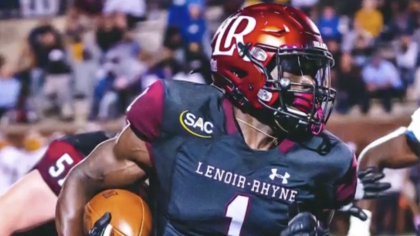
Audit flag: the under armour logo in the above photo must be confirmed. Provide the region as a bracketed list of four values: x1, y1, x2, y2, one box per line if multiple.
[269, 168, 290, 184]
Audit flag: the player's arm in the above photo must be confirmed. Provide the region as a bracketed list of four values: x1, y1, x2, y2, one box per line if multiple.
[356, 126, 420, 208]
[346, 129, 418, 236]
[347, 111, 420, 236]
[56, 81, 164, 236]
[0, 132, 109, 236]
[0, 170, 56, 236]
[56, 131, 151, 236]
[346, 131, 418, 236]
[358, 107, 420, 170]
[358, 127, 419, 170]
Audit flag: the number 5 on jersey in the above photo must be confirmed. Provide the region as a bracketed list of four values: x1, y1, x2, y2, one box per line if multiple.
[49, 153, 74, 186]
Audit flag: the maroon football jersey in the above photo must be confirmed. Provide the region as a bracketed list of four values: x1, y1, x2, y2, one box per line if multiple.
[32, 131, 109, 195]
[34, 140, 84, 195]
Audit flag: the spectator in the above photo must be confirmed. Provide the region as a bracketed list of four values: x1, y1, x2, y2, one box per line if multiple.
[383, 2, 415, 41]
[41, 31, 73, 120]
[110, 44, 147, 113]
[187, 43, 211, 84]
[173, 43, 208, 84]
[181, 3, 207, 46]
[351, 34, 374, 67]
[152, 56, 183, 81]
[27, 18, 61, 68]
[274, 0, 291, 4]
[318, 6, 341, 42]
[20, 0, 59, 18]
[90, 37, 148, 120]
[0, 132, 46, 194]
[0, 64, 21, 120]
[335, 53, 368, 114]
[326, 40, 342, 66]
[335, 0, 362, 17]
[165, 0, 208, 63]
[27, 18, 61, 96]
[66, 20, 86, 64]
[409, 0, 420, 29]
[163, 24, 184, 53]
[377, 0, 397, 26]
[341, 20, 373, 53]
[355, 0, 384, 37]
[102, 0, 147, 29]
[0, 134, 24, 194]
[362, 53, 404, 113]
[73, 0, 104, 15]
[95, 15, 125, 53]
[66, 15, 101, 100]
[167, 0, 205, 29]
[395, 32, 419, 87]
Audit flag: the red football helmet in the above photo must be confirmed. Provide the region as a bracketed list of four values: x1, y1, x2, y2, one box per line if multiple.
[211, 3, 335, 139]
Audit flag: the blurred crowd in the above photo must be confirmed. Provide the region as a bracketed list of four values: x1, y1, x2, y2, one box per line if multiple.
[1, 0, 420, 123]
[2, 0, 420, 235]
[0, 0, 217, 123]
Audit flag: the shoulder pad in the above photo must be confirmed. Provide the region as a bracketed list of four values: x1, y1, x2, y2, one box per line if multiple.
[160, 80, 227, 139]
[303, 130, 354, 178]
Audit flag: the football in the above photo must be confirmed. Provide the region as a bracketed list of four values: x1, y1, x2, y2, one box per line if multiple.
[83, 189, 152, 236]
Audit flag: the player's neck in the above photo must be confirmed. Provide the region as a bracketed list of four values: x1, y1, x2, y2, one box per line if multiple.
[233, 107, 276, 151]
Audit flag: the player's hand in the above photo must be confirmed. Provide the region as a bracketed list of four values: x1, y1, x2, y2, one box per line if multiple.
[280, 212, 328, 236]
[338, 203, 367, 221]
[86, 212, 112, 236]
[338, 167, 390, 221]
[355, 167, 391, 200]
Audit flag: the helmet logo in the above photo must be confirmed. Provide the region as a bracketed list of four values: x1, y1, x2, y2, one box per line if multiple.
[213, 15, 256, 61]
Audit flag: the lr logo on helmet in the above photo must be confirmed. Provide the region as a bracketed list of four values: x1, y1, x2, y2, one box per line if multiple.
[212, 15, 256, 61]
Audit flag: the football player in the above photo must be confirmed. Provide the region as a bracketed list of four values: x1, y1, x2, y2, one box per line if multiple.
[346, 107, 420, 236]
[0, 131, 109, 236]
[56, 3, 388, 236]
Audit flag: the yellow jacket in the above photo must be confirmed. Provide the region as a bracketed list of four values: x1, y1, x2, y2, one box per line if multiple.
[355, 9, 383, 37]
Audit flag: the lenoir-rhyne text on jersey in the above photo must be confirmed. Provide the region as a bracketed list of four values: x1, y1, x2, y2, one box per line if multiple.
[195, 162, 298, 202]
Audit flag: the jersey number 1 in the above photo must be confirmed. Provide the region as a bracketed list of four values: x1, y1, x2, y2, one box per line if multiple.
[49, 153, 74, 186]
[225, 195, 250, 236]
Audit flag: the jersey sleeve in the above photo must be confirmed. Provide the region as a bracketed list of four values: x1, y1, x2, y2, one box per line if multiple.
[126, 80, 164, 142]
[32, 140, 85, 195]
[59, 131, 109, 156]
[334, 154, 357, 207]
